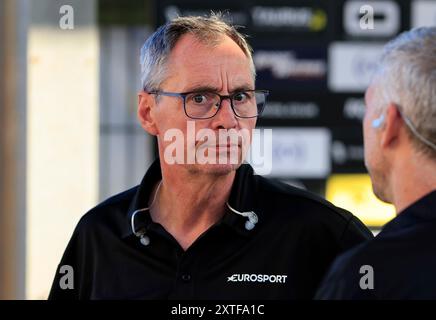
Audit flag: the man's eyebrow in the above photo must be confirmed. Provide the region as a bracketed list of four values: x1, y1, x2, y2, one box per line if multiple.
[230, 85, 255, 93]
[183, 84, 255, 94]
[183, 85, 220, 93]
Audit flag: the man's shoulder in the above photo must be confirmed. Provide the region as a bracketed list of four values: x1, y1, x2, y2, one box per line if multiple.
[327, 240, 372, 273]
[318, 229, 405, 287]
[341, 218, 436, 266]
[252, 173, 373, 245]
[75, 185, 139, 235]
[315, 230, 403, 299]
[317, 221, 436, 299]
[254, 174, 355, 224]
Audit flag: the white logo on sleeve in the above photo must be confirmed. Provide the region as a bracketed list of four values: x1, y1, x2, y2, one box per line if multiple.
[227, 274, 288, 284]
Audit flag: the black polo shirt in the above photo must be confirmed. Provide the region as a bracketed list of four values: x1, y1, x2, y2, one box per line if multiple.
[315, 190, 436, 300]
[48, 159, 372, 300]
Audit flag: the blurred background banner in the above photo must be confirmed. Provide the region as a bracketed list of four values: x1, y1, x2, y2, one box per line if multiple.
[0, 0, 434, 299]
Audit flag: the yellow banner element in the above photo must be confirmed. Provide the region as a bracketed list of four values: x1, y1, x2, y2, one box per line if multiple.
[326, 174, 396, 228]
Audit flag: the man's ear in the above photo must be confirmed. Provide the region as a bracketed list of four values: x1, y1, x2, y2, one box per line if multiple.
[138, 91, 159, 136]
[380, 103, 402, 149]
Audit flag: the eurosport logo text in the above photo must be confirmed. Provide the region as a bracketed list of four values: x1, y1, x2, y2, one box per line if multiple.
[227, 274, 288, 284]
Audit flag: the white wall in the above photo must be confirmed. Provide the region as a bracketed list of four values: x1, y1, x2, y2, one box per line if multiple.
[26, 0, 99, 299]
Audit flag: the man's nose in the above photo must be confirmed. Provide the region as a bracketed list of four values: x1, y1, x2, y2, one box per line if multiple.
[213, 98, 238, 129]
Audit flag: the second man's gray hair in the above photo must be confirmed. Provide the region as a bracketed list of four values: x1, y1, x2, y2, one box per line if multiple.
[372, 26, 436, 157]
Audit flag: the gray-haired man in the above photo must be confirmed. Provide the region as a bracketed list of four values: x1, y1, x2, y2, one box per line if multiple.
[49, 14, 371, 300]
[316, 27, 436, 300]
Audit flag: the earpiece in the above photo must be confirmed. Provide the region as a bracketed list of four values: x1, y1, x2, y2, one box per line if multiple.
[226, 203, 258, 231]
[372, 114, 385, 128]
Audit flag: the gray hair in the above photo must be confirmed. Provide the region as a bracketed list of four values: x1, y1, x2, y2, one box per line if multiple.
[140, 13, 256, 92]
[373, 27, 436, 158]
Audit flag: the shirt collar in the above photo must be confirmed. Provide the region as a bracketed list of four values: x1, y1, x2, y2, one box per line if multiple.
[380, 189, 436, 234]
[122, 158, 260, 239]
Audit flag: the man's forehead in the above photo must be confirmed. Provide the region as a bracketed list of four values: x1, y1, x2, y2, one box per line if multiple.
[163, 35, 254, 91]
[160, 69, 253, 92]
[171, 32, 244, 55]
[169, 34, 250, 69]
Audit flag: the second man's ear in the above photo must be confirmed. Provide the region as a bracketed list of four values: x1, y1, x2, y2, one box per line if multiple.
[380, 103, 402, 149]
[138, 92, 159, 136]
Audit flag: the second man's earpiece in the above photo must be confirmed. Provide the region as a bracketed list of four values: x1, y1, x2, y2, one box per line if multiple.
[372, 114, 385, 128]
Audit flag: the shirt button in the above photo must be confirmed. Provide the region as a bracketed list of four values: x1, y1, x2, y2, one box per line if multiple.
[181, 274, 191, 282]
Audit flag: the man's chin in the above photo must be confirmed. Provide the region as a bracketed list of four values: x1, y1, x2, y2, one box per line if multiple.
[186, 162, 241, 176]
[370, 176, 391, 204]
[372, 187, 391, 204]
[366, 164, 391, 204]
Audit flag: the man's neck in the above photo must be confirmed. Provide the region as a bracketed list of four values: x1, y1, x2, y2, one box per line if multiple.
[149, 165, 236, 250]
[390, 154, 436, 214]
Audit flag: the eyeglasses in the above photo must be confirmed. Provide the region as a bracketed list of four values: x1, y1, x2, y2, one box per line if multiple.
[147, 89, 269, 119]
